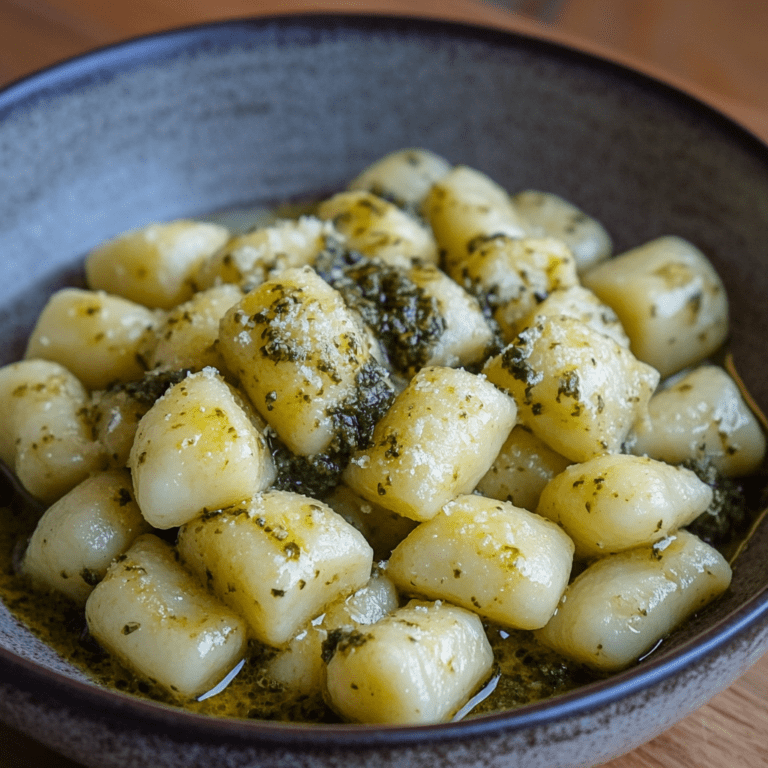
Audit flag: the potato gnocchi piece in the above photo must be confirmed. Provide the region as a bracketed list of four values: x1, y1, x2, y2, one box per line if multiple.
[21, 470, 151, 605]
[422, 165, 527, 273]
[317, 191, 439, 265]
[85, 534, 248, 699]
[388, 494, 574, 630]
[219, 265, 393, 457]
[177, 490, 373, 647]
[324, 599, 494, 724]
[475, 425, 572, 512]
[140, 283, 242, 374]
[325, 484, 418, 562]
[129, 369, 275, 529]
[0, 360, 105, 503]
[264, 568, 399, 696]
[512, 190, 612, 273]
[321, 568, 400, 628]
[90, 387, 149, 469]
[85, 219, 229, 310]
[348, 148, 452, 210]
[630, 365, 767, 477]
[24, 288, 158, 390]
[406, 261, 495, 369]
[484, 315, 659, 463]
[536, 454, 712, 559]
[193, 216, 333, 291]
[511, 284, 630, 348]
[344, 366, 517, 522]
[535, 530, 732, 672]
[89, 370, 194, 470]
[449, 235, 579, 342]
[582, 236, 729, 377]
[262, 615, 327, 699]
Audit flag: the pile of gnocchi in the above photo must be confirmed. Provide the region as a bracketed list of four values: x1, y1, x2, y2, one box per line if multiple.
[1, 149, 765, 725]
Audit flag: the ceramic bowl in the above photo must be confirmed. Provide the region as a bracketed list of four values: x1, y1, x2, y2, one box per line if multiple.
[1, 14, 767, 768]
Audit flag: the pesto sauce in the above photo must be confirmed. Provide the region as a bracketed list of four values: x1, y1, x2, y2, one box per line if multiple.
[106, 368, 191, 405]
[475, 624, 598, 713]
[682, 458, 763, 562]
[314, 243, 446, 375]
[1, 472, 764, 720]
[268, 359, 395, 498]
[0, 498, 596, 721]
[0, 503, 333, 720]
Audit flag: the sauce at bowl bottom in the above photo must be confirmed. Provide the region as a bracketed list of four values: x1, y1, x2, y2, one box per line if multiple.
[0, 498, 596, 721]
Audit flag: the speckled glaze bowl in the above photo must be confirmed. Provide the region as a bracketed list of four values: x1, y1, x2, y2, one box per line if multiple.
[1, 14, 767, 768]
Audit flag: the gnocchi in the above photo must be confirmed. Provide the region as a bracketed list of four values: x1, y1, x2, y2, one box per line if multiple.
[347, 147, 452, 209]
[318, 191, 439, 265]
[176, 490, 373, 646]
[343, 365, 518, 522]
[218, 265, 393, 457]
[86, 220, 229, 310]
[193, 216, 333, 292]
[483, 315, 659, 462]
[535, 454, 713, 559]
[629, 364, 766, 477]
[128, 368, 275, 529]
[448, 235, 579, 342]
[388, 493, 575, 630]
[0, 359, 105, 503]
[535, 531, 732, 672]
[25, 288, 159, 390]
[582, 236, 729, 377]
[511, 189, 613, 274]
[324, 600, 494, 724]
[475, 425, 572, 512]
[423, 165, 527, 274]
[85, 534, 248, 698]
[264, 567, 399, 697]
[21, 470, 150, 605]
[139, 283, 243, 374]
[0, 148, 761, 727]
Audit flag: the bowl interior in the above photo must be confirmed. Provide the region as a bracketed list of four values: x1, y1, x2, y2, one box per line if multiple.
[1, 11, 767, 746]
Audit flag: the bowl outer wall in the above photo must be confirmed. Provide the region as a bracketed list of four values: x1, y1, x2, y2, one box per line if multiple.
[1, 13, 768, 768]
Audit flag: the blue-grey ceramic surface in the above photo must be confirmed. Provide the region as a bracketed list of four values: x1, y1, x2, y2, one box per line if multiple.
[1, 14, 767, 768]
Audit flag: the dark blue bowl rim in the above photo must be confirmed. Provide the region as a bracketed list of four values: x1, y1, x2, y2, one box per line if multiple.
[1, 12, 767, 752]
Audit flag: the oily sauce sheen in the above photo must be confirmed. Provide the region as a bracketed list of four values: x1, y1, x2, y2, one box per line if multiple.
[0, 500, 593, 719]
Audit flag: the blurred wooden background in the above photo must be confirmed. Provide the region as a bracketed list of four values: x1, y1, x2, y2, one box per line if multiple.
[0, 1, 767, 767]
[2, 0, 767, 140]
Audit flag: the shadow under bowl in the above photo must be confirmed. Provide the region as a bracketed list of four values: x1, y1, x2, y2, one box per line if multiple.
[1, 13, 767, 768]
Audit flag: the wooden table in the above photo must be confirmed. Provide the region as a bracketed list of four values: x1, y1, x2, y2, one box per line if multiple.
[1, 2, 766, 766]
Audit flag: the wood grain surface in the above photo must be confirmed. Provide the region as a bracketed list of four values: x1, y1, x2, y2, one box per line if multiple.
[0, 2, 766, 767]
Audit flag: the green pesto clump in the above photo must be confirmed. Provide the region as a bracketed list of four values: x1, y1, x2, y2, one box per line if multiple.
[315, 244, 446, 374]
[321, 627, 373, 664]
[107, 368, 191, 405]
[498, 331, 542, 406]
[682, 458, 751, 554]
[269, 359, 394, 498]
[556, 370, 581, 403]
[473, 625, 597, 713]
[248, 282, 307, 366]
